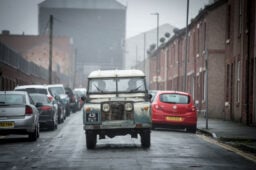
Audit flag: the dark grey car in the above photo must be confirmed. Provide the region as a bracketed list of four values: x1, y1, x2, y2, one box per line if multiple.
[30, 93, 58, 131]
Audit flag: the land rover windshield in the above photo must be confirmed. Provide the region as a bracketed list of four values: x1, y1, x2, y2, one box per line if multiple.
[88, 77, 146, 94]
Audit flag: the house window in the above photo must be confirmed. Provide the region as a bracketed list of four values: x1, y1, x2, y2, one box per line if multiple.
[197, 26, 200, 55]
[191, 75, 195, 99]
[187, 34, 190, 63]
[203, 22, 206, 51]
[226, 5, 231, 41]
[171, 44, 174, 65]
[238, 0, 242, 37]
[236, 61, 240, 102]
[203, 71, 207, 101]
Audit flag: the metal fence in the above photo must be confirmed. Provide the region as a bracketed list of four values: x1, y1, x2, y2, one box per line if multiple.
[0, 41, 48, 80]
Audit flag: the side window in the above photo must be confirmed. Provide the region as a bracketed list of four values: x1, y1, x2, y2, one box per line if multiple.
[29, 95, 34, 105]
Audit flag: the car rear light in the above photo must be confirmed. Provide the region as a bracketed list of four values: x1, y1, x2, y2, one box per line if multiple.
[41, 106, 52, 111]
[153, 104, 162, 110]
[25, 105, 33, 115]
[192, 106, 196, 112]
[188, 105, 196, 112]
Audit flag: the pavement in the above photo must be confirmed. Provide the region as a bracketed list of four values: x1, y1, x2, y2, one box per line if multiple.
[197, 114, 256, 153]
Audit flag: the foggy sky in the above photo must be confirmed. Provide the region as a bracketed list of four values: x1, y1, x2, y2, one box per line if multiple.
[0, 0, 209, 38]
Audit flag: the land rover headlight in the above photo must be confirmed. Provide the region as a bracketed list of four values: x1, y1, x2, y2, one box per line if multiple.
[125, 102, 133, 111]
[102, 103, 110, 112]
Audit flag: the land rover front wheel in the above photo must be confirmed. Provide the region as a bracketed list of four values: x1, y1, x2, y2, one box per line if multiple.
[86, 130, 97, 149]
[140, 130, 150, 148]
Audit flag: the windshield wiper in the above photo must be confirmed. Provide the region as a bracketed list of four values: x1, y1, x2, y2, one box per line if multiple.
[93, 84, 104, 93]
[129, 84, 143, 92]
[165, 101, 177, 104]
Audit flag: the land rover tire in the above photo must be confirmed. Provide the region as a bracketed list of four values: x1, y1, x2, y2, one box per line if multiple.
[140, 130, 150, 148]
[86, 130, 97, 149]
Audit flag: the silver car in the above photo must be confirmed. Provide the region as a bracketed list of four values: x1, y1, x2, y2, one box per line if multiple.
[0, 91, 40, 141]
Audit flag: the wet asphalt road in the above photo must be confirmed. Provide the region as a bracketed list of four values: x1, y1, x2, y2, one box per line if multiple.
[0, 110, 256, 170]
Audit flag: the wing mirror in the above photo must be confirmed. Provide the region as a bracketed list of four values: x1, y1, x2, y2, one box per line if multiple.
[81, 96, 86, 101]
[54, 95, 60, 101]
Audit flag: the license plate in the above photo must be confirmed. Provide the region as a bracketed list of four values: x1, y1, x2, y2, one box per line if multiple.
[0, 122, 15, 128]
[166, 116, 183, 122]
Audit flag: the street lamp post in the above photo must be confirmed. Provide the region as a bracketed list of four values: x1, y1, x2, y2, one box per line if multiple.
[49, 15, 53, 84]
[184, 0, 189, 92]
[151, 12, 159, 90]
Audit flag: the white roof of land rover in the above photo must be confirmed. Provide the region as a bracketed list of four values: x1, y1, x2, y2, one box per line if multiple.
[88, 69, 145, 78]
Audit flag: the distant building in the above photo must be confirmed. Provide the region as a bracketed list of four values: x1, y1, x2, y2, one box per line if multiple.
[38, 0, 126, 88]
[125, 24, 176, 85]
[125, 24, 175, 69]
[0, 30, 74, 86]
[0, 41, 48, 90]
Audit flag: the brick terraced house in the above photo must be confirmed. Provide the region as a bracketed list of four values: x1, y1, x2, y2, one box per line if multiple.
[148, 0, 256, 125]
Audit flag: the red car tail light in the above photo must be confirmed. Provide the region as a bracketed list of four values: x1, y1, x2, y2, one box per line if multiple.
[187, 105, 196, 112]
[153, 104, 162, 110]
[25, 105, 33, 115]
[191, 106, 196, 112]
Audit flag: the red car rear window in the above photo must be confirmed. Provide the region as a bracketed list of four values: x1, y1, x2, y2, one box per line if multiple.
[159, 93, 189, 104]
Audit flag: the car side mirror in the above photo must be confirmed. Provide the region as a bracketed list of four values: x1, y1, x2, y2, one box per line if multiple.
[81, 96, 86, 101]
[147, 93, 152, 101]
[149, 94, 152, 99]
[55, 95, 60, 101]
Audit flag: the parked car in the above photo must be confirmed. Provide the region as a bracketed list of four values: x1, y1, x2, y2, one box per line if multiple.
[15, 85, 53, 101]
[83, 69, 152, 149]
[0, 91, 40, 141]
[30, 93, 58, 131]
[47, 84, 71, 117]
[65, 87, 78, 112]
[14, 84, 65, 124]
[151, 90, 197, 133]
[73, 88, 86, 110]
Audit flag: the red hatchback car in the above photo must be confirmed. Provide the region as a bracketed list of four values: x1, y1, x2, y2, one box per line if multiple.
[151, 91, 197, 133]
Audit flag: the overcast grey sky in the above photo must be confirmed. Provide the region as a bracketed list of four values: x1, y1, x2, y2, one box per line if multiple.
[0, 0, 209, 38]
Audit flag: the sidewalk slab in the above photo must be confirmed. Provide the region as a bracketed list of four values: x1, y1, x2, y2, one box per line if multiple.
[197, 115, 256, 140]
[197, 115, 256, 153]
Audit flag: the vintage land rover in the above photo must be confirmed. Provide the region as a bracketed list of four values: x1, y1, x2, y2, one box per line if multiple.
[83, 69, 152, 149]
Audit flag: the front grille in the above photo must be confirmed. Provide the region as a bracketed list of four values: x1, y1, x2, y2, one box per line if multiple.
[101, 102, 133, 121]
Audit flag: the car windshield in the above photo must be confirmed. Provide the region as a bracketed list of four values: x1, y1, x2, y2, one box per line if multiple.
[30, 94, 50, 104]
[74, 91, 84, 97]
[0, 94, 26, 105]
[48, 87, 65, 96]
[160, 93, 189, 104]
[88, 77, 146, 93]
